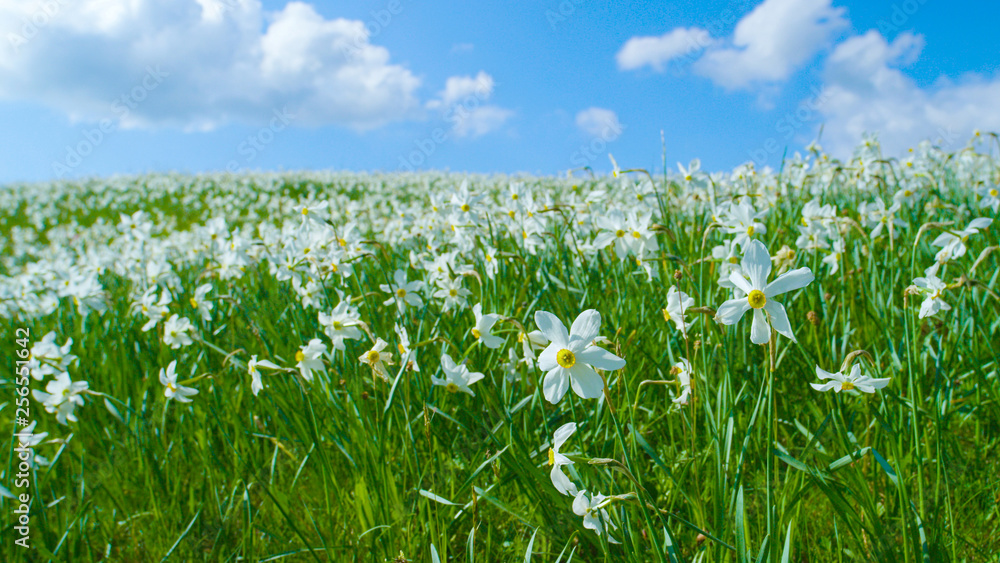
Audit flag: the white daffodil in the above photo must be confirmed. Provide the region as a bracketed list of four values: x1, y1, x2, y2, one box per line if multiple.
[159, 360, 199, 403]
[714, 240, 814, 345]
[380, 269, 425, 312]
[535, 309, 626, 403]
[662, 286, 694, 336]
[319, 301, 363, 352]
[929, 218, 992, 266]
[359, 338, 394, 382]
[189, 283, 214, 322]
[431, 353, 484, 396]
[548, 422, 578, 496]
[572, 490, 620, 544]
[248, 355, 280, 396]
[295, 338, 327, 382]
[721, 200, 767, 249]
[32, 371, 89, 425]
[394, 323, 420, 372]
[26, 332, 77, 381]
[810, 364, 890, 395]
[912, 275, 950, 318]
[822, 238, 845, 275]
[162, 315, 194, 349]
[974, 183, 1000, 212]
[470, 303, 504, 349]
[433, 276, 472, 312]
[138, 288, 172, 331]
[671, 358, 693, 405]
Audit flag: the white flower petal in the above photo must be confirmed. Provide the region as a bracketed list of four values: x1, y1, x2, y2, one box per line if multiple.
[568, 364, 605, 399]
[578, 346, 626, 372]
[728, 271, 753, 294]
[742, 239, 772, 290]
[715, 298, 751, 326]
[570, 309, 602, 345]
[764, 300, 795, 341]
[750, 308, 770, 344]
[553, 422, 577, 449]
[765, 267, 814, 297]
[542, 368, 570, 403]
[535, 311, 569, 346]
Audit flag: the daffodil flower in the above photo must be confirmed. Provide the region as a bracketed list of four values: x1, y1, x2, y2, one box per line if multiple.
[535, 309, 626, 403]
[662, 286, 694, 336]
[547, 422, 578, 496]
[912, 275, 950, 318]
[572, 490, 620, 543]
[715, 240, 814, 345]
[810, 364, 890, 395]
[32, 371, 88, 425]
[470, 303, 503, 349]
[248, 355, 280, 396]
[359, 338, 394, 382]
[159, 360, 199, 403]
[162, 314, 194, 349]
[671, 358, 693, 405]
[295, 338, 327, 381]
[380, 269, 425, 312]
[431, 353, 484, 396]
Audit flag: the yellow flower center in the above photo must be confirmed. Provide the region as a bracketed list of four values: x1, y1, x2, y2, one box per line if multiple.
[728, 256, 739, 264]
[841, 380, 856, 391]
[366, 350, 381, 364]
[615, 229, 625, 238]
[548, 448, 555, 465]
[295, 350, 305, 363]
[556, 349, 576, 369]
[461, 204, 470, 212]
[748, 289, 767, 309]
[166, 381, 177, 392]
[396, 288, 407, 298]
[632, 231, 641, 239]
[785, 250, 795, 260]
[445, 382, 459, 393]
[471, 328, 481, 339]
[302, 207, 309, 215]
[990, 188, 999, 197]
[189, 297, 198, 308]
[511, 193, 519, 200]
[508, 210, 516, 219]
[449, 289, 458, 297]
[397, 343, 406, 355]
[332, 321, 343, 330]
[746, 225, 755, 236]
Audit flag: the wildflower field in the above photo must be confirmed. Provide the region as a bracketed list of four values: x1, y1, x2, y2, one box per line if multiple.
[2, 136, 999, 562]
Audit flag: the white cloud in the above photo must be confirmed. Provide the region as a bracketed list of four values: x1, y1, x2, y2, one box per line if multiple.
[575, 107, 623, 138]
[693, 0, 848, 89]
[453, 106, 514, 138]
[817, 30, 1000, 157]
[0, 0, 431, 130]
[427, 71, 513, 138]
[616, 27, 715, 72]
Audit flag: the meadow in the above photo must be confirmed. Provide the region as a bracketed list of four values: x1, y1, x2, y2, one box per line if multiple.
[1, 134, 999, 562]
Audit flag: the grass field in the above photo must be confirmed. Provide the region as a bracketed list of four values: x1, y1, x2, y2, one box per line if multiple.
[2, 135, 999, 562]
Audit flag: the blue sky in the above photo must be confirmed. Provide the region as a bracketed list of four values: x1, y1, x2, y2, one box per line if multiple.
[1, 0, 998, 183]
